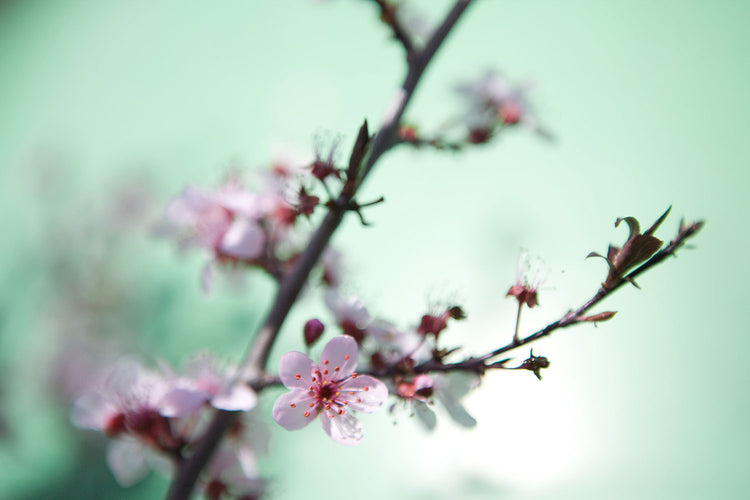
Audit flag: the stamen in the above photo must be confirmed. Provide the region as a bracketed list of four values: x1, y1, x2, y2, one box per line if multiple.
[344, 354, 350, 360]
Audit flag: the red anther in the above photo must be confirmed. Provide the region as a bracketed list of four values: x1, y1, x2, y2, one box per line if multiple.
[323, 360, 329, 365]
[290, 403, 296, 408]
[334, 366, 340, 372]
[337, 409, 344, 415]
[363, 386, 369, 391]
[309, 402, 315, 408]
[295, 374, 301, 380]
[344, 354, 350, 360]
[304, 411, 310, 417]
[323, 369, 328, 375]
[352, 372, 358, 378]
[356, 398, 362, 403]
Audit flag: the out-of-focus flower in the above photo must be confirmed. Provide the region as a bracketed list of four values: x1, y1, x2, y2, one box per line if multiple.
[320, 247, 343, 289]
[159, 353, 257, 416]
[272, 335, 388, 446]
[324, 290, 371, 342]
[456, 71, 544, 142]
[391, 372, 479, 430]
[71, 359, 183, 485]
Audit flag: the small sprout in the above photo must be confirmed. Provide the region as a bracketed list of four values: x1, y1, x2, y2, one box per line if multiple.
[587, 207, 671, 289]
[579, 311, 617, 323]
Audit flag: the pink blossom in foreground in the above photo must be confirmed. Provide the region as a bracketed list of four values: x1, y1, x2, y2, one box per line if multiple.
[272, 335, 388, 446]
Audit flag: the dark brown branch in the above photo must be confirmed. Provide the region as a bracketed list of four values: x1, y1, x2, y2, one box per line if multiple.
[164, 3, 474, 499]
[370, 0, 416, 56]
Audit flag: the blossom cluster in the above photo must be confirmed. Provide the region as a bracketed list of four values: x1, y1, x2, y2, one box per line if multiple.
[71, 355, 264, 499]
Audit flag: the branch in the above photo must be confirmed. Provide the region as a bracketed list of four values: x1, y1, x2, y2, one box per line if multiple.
[369, 0, 416, 56]
[164, 2, 475, 499]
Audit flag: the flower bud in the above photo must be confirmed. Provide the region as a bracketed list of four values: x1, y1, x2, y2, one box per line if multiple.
[303, 319, 325, 347]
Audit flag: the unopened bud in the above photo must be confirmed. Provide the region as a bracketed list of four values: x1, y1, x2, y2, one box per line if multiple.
[304, 319, 325, 347]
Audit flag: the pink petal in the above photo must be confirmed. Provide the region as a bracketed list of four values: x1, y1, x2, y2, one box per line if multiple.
[278, 351, 316, 389]
[319, 335, 358, 380]
[219, 220, 265, 260]
[211, 384, 257, 411]
[272, 390, 318, 430]
[320, 410, 362, 446]
[339, 375, 388, 413]
[414, 401, 437, 430]
[107, 438, 149, 486]
[70, 392, 115, 430]
[159, 387, 208, 418]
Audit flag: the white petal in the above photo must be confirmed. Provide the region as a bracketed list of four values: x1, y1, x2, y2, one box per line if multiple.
[414, 401, 437, 431]
[70, 392, 115, 430]
[340, 375, 388, 413]
[107, 439, 149, 487]
[219, 220, 265, 259]
[278, 351, 316, 389]
[319, 336, 358, 380]
[159, 387, 208, 418]
[321, 410, 362, 446]
[211, 384, 257, 412]
[272, 391, 318, 430]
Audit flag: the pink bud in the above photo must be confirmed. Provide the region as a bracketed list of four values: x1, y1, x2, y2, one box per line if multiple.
[304, 319, 325, 347]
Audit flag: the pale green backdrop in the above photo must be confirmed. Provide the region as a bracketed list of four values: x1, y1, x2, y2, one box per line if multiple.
[0, 1, 747, 499]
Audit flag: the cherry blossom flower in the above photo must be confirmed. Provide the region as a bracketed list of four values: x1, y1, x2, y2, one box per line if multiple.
[272, 335, 388, 446]
[391, 372, 478, 430]
[456, 71, 545, 141]
[71, 359, 184, 485]
[159, 353, 257, 417]
[324, 290, 371, 342]
[506, 250, 546, 309]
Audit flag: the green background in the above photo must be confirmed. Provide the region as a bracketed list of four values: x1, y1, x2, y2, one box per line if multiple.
[0, 0, 747, 499]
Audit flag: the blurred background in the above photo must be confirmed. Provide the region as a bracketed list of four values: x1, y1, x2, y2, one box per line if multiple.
[1, 0, 748, 498]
